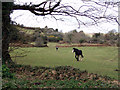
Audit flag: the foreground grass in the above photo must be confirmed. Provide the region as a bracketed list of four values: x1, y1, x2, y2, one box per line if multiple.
[3, 78, 118, 88]
[10, 46, 118, 79]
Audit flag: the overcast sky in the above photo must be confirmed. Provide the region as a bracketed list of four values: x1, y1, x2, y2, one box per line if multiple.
[10, 0, 118, 33]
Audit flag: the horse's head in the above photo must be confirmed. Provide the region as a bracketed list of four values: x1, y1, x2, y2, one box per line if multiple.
[72, 48, 76, 53]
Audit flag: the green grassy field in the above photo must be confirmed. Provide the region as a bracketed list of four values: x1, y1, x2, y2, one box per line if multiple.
[10, 43, 118, 79]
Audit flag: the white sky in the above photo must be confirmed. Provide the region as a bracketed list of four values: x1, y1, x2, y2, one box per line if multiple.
[10, 0, 118, 33]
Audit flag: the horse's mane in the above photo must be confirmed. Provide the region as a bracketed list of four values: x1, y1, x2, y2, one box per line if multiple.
[73, 48, 79, 50]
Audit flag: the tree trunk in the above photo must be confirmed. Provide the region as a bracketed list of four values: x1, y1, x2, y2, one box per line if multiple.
[2, 25, 13, 64]
[2, 2, 14, 64]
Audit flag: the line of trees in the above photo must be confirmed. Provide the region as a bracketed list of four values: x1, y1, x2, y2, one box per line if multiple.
[11, 25, 64, 47]
[12, 24, 119, 47]
[63, 29, 119, 46]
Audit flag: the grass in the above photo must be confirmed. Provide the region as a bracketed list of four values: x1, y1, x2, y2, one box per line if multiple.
[10, 43, 118, 80]
[3, 78, 118, 88]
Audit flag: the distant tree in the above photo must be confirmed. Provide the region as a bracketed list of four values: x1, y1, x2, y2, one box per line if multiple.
[92, 33, 101, 38]
[91, 33, 104, 43]
[104, 30, 118, 45]
[79, 39, 86, 44]
[67, 33, 74, 43]
[35, 37, 44, 47]
[108, 29, 117, 34]
[32, 30, 48, 46]
[63, 33, 72, 43]
[45, 26, 48, 29]
[63, 30, 90, 43]
[73, 29, 77, 33]
[55, 29, 58, 32]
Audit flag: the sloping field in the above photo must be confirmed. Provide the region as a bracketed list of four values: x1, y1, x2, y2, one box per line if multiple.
[10, 46, 118, 79]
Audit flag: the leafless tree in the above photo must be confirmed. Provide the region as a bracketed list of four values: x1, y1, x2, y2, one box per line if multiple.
[63, 30, 90, 43]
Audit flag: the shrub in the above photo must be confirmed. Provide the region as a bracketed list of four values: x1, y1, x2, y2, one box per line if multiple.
[35, 37, 44, 47]
[79, 39, 86, 43]
[2, 64, 14, 78]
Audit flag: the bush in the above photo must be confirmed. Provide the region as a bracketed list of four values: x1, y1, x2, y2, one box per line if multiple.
[35, 37, 44, 47]
[2, 65, 14, 78]
[79, 39, 86, 43]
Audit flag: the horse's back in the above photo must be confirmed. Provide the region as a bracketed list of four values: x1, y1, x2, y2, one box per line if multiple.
[78, 50, 82, 54]
[75, 49, 82, 55]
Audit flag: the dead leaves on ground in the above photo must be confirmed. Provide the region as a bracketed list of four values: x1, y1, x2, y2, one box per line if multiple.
[8, 64, 120, 86]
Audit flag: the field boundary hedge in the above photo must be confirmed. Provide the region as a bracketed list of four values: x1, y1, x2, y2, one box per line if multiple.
[56, 44, 111, 47]
[10, 43, 113, 47]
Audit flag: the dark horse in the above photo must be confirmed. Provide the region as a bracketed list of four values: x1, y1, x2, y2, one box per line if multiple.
[72, 48, 84, 61]
[56, 46, 59, 51]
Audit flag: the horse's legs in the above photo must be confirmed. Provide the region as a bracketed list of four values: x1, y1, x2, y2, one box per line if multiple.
[75, 55, 79, 61]
[79, 56, 83, 61]
[79, 56, 81, 61]
[78, 55, 83, 61]
[77, 56, 79, 61]
[80, 55, 84, 61]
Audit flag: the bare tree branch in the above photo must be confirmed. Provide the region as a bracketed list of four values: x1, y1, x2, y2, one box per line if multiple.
[12, 0, 119, 26]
